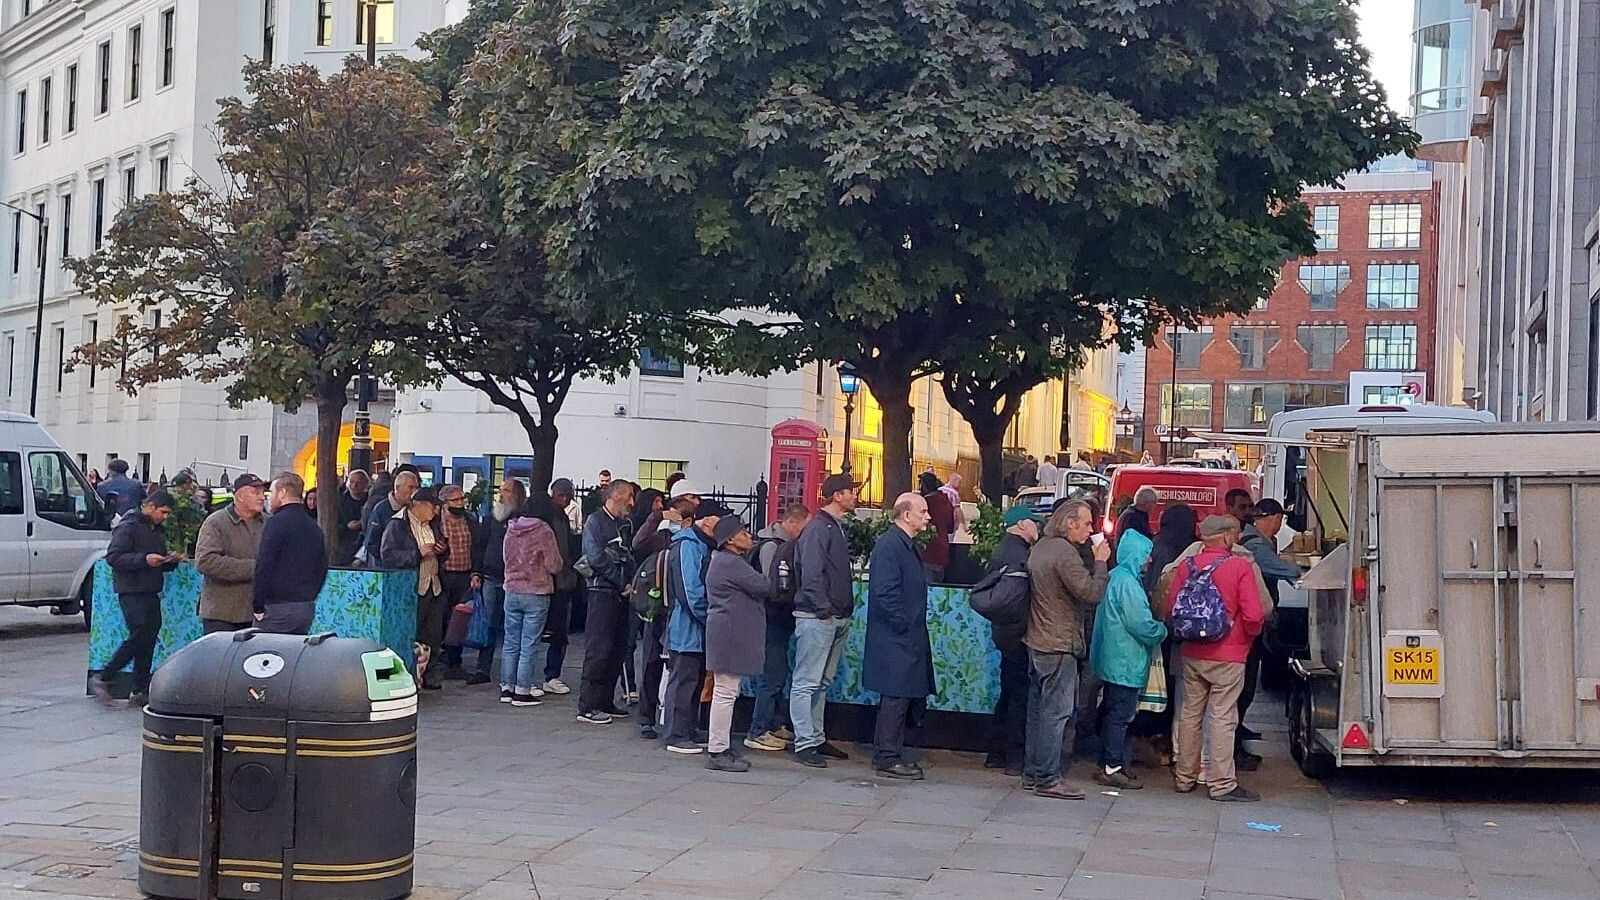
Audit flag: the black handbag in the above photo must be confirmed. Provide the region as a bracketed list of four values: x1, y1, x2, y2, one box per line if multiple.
[967, 565, 1030, 627]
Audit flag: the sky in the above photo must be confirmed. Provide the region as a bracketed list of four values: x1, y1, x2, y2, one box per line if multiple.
[1358, 0, 1415, 115]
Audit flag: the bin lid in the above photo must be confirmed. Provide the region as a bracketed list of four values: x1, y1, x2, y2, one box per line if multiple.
[149, 631, 416, 723]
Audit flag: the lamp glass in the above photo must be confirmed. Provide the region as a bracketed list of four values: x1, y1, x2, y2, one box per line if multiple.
[837, 368, 860, 396]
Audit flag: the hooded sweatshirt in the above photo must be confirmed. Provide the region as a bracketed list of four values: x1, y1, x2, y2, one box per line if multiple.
[1089, 530, 1168, 689]
[503, 515, 563, 595]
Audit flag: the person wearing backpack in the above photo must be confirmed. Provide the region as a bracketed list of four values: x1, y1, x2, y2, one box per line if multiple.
[662, 512, 721, 753]
[1088, 529, 1167, 789]
[632, 483, 702, 740]
[744, 503, 811, 752]
[1164, 515, 1266, 803]
[981, 506, 1042, 775]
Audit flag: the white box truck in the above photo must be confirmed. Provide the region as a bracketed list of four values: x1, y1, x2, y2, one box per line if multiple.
[1288, 421, 1600, 775]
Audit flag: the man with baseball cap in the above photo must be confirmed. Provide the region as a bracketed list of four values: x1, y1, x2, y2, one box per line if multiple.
[981, 504, 1043, 774]
[1235, 498, 1302, 746]
[789, 473, 859, 767]
[1165, 515, 1266, 802]
[193, 474, 268, 634]
[92, 490, 184, 707]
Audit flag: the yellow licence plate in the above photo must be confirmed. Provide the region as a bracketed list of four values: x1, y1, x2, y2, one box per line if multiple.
[1386, 647, 1440, 685]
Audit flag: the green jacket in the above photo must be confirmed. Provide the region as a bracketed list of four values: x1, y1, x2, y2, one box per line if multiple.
[1089, 530, 1168, 689]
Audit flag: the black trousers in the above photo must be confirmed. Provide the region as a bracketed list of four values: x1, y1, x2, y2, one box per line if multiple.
[543, 589, 573, 683]
[637, 614, 670, 726]
[440, 570, 474, 667]
[105, 593, 162, 693]
[578, 589, 629, 714]
[874, 695, 915, 768]
[664, 650, 706, 743]
[986, 644, 1028, 766]
[202, 618, 248, 635]
[1236, 636, 1266, 746]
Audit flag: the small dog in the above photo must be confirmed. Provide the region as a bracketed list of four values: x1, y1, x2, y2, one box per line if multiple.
[412, 642, 431, 686]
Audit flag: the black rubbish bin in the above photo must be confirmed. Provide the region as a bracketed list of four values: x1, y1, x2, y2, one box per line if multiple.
[139, 630, 418, 900]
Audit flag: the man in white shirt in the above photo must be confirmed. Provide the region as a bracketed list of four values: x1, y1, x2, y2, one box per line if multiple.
[1036, 454, 1061, 490]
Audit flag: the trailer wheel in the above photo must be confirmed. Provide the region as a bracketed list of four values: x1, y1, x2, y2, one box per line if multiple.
[1289, 682, 1335, 779]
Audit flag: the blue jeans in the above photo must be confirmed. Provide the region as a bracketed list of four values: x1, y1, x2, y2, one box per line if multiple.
[1099, 682, 1140, 770]
[789, 617, 849, 752]
[502, 591, 552, 693]
[475, 579, 506, 678]
[1024, 649, 1079, 786]
[748, 614, 795, 736]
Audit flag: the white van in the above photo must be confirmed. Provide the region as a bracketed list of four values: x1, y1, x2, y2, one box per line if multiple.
[0, 412, 112, 625]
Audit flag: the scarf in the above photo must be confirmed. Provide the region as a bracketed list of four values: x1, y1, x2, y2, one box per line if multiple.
[409, 514, 441, 596]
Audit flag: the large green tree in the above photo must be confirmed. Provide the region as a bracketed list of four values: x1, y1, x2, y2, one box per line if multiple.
[69, 61, 451, 555]
[569, 0, 1413, 498]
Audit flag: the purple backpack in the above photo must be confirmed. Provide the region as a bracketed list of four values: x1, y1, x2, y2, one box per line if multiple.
[1171, 557, 1232, 642]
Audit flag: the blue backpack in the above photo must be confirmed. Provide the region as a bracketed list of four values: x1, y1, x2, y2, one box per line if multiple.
[1171, 557, 1232, 642]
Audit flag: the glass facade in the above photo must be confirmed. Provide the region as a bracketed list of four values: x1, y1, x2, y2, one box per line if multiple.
[1367, 263, 1421, 309]
[1298, 264, 1350, 309]
[1411, 0, 1475, 151]
[1297, 324, 1349, 371]
[1229, 325, 1279, 370]
[1313, 205, 1339, 251]
[1158, 383, 1212, 429]
[1364, 324, 1419, 371]
[1225, 383, 1348, 429]
[1368, 203, 1423, 249]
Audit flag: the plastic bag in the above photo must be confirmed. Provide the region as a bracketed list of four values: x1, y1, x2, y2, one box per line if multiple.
[464, 589, 494, 650]
[1137, 649, 1168, 713]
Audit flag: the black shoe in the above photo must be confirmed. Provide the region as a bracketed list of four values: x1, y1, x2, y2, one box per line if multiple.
[983, 754, 1006, 770]
[793, 748, 828, 768]
[640, 725, 659, 741]
[706, 751, 751, 773]
[127, 691, 149, 709]
[1004, 763, 1024, 778]
[1234, 750, 1262, 772]
[443, 666, 470, 682]
[603, 706, 629, 717]
[816, 741, 850, 760]
[1210, 787, 1261, 802]
[1237, 725, 1263, 741]
[465, 672, 491, 686]
[877, 762, 924, 781]
[89, 676, 116, 708]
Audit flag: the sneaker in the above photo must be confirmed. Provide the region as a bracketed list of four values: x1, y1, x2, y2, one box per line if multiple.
[443, 666, 470, 682]
[640, 725, 659, 741]
[983, 754, 1006, 770]
[575, 710, 613, 725]
[793, 747, 828, 768]
[772, 726, 795, 743]
[1173, 782, 1198, 794]
[666, 739, 705, 755]
[816, 741, 850, 760]
[624, 691, 640, 705]
[1234, 750, 1263, 772]
[1210, 787, 1261, 803]
[89, 676, 116, 708]
[876, 762, 924, 781]
[466, 672, 491, 686]
[1020, 777, 1040, 791]
[128, 691, 149, 710]
[1093, 768, 1144, 790]
[706, 750, 751, 772]
[511, 693, 542, 707]
[743, 732, 788, 752]
[543, 679, 571, 695]
[499, 689, 514, 704]
[602, 705, 629, 717]
[1237, 725, 1263, 741]
[1033, 780, 1086, 800]
[1004, 764, 1024, 778]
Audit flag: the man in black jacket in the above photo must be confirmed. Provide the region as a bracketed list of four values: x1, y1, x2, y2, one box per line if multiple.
[382, 488, 448, 689]
[982, 506, 1042, 775]
[92, 491, 183, 708]
[789, 474, 858, 767]
[471, 479, 528, 685]
[337, 469, 370, 566]
[576, 480, 635, 723]
[362, 470, 419, 566]
[252, 473, 330, 635]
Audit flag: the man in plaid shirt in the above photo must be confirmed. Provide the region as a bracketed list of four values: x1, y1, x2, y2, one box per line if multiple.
[438, 484, 488, 681]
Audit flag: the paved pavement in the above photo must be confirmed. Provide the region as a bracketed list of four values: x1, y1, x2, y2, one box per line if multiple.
[2, 607, 1600, 900]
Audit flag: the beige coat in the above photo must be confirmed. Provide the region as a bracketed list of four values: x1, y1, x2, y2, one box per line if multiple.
[1151, 541, 1275, 621]
[195, 505, 265, 624]
[1025, 536, 1109, 656]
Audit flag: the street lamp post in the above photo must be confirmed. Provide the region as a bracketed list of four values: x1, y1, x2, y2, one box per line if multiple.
[837, 362, 859, 475]
[1165, 321, 1179, 463]
[1, 200, 48, 418]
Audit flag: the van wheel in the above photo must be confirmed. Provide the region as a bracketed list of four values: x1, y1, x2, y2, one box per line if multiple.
[78, 581, 93, 631]
[1289, 682, 1335, 779]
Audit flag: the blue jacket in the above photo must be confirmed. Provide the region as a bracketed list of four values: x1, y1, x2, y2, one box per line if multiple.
[98, 474, 145, 516]
[1090, 530, 1168, 689]
[863, 526, 933, 699]
[252, 503, 329, 613]
[666, 526, 713, 653]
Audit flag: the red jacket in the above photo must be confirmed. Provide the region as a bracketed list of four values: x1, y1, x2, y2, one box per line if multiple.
[1167, 546, 1265, 664]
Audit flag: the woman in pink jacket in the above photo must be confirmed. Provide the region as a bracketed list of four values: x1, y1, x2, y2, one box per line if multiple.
[500, 508, 565, 706]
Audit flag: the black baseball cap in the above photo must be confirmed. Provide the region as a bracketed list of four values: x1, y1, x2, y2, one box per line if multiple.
[233, 473, 266, 492]
[820, 473, 859, 498]
[1255, 498, 1286, 517]
[411, 488, 440, 505]
[145, 490, 176, 510]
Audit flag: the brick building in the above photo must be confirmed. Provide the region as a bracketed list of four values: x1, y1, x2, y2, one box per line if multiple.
[1143, 159, 1440, 466]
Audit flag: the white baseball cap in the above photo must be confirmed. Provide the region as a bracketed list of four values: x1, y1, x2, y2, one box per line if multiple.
[670, 481, 705, 500]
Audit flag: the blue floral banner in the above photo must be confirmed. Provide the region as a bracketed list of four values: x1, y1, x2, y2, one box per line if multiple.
[90, 562, 418, 673]
[829, 582, 999, 714]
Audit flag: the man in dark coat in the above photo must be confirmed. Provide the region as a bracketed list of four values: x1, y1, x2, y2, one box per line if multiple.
[252, 473, 329, 635]
[983, 505, 1042, 775]
[92, 490, 183, 707]
[864, 491, 935, 780]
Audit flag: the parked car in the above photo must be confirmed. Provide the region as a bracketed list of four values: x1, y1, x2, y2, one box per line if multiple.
[1107, 464, 1255, 533]
[0, 413, 111, 626]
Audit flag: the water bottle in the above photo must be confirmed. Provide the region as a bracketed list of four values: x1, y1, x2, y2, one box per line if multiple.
[777, 558, 792, 593]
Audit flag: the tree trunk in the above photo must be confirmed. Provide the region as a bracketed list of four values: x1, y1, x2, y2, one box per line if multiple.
[971, 419, 1008, 505]
[866, 371, 915, 502]
[521, 417, 559, 498]
[314, 380, 349, 562]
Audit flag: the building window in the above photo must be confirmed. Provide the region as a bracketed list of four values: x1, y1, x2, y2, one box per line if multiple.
[32, 202, 43, 270]
[96, 41, 111, 115]
[1297, 264, 1349, 310]
[1366, 263, 1419, 310]
[1364, 324, 1418, 371]
[161, 8, 176, 87]
[53, 326, 65, 392]
[1229, 325, 1279, 370]
[118, 314, 130, 382]
[1225, 382, 1349, 430]
[15, 88, 27, 154]
[1157, 383, 1212, 429]
[9, 210, 19, 274]
[59, 194, 71, 259]
[1368, 203, 1422, 250]
[156, 156, 170, 193]
[1363, 385, 1416, 406]
[127, 24, 142, 101]
[637, 460, 688, 492]
[639, 347, 683, 377]
[1168, 326, 1211, 370]
[3, 334, 13, 396]
[317, 0, 334, 46]
[65, 64, 78, 133]
[355, 0, 395, 46]
[123, 168, 136, 203]
[92, 177, 106, 249]
[1590, 297, 1599, 420]
[262, 0, 277, 64]
[38, 76, 51, 145]
[1313, 205, 1339, 251]
[1296, 324, 1349, 371]
[86, 318, 97, 389]
[1527, 324, 1547, 406]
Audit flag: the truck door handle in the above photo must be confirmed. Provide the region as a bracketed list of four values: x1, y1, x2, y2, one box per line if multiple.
[1469, 540, 1478, 569]
[26, 521, 33, 537]
[1533, 538, 1543, 569]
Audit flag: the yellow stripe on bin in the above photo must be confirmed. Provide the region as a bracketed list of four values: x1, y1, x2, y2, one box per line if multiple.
[293, 852, 413, 872]
[220, 869, 284, 880]
[139, 852, 199, 867]
[297, 741, 416, 758]
[140, 862, 201, 878]
[293, 863, 413, 883]
[223, 734, 287, 743]
[142, 730, 203, 743]
[143, 740, 203, 754]
[225, 745, 287, 755]
[219, 858, 283, 869]
[295, 734, 414, 748]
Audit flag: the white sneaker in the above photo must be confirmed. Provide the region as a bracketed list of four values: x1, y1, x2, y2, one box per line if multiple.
[530, 686, 547, 699]
[543, 679, 571, 695]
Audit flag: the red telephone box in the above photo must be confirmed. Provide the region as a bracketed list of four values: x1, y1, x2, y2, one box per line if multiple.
[768, 419, 828, 525]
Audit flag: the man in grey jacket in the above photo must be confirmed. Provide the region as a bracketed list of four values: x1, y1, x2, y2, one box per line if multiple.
[789, 473, 858, 768]
[193, 474, 267, 633]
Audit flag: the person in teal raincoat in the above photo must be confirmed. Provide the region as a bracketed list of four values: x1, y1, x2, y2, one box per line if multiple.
[1089, 529, 1167, 789]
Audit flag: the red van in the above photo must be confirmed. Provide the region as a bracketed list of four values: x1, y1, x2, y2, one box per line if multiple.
[1108, 465, 1256, 535]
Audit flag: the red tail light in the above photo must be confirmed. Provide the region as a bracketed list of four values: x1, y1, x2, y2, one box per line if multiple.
[1352, 566, 1369, 606]
[1342, 723, 1371, 750]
